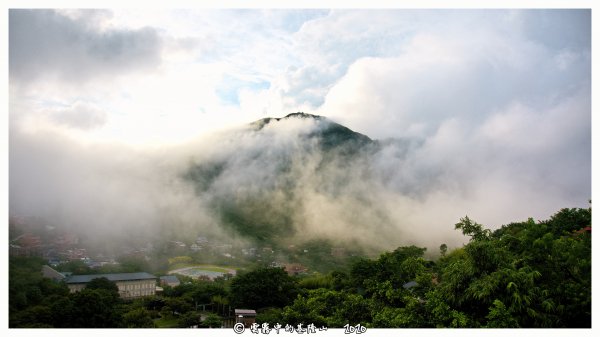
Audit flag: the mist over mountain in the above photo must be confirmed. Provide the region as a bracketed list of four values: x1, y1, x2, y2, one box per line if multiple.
[8, 9, 591, 261]
[185, 112, 390, 250]
[9, 110, 588, 256]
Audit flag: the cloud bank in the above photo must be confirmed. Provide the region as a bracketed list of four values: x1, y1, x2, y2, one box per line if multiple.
[8, 9, 591, 254]
[9, 9, 162, 85]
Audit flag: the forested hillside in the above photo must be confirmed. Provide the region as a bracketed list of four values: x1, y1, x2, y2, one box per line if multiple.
[268, 207, 591, 328]
[9, 207, 591, 328]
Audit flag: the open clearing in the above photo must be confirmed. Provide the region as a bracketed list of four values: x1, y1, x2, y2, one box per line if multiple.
[168, 265, 238, 280]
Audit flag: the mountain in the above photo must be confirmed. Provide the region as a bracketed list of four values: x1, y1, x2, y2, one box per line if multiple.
[251, 112, 373, 153]
[184, 112, 381, 248]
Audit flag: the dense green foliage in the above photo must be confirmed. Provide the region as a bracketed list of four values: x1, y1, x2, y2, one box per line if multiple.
[54, 255, 152, 275]
[9, 207, 591, 328]
[230, 267, 299, 309]
[86, 277, 120, 293]
[123, 308, 155, 328]
[257, 207, 592, 328]
[223, 206, 589, 328]
[9, 259, 124, 328]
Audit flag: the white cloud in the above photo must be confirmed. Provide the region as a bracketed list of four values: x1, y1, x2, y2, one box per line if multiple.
[9, 9, 163, 86]
[318, 12, 589, 139]
[47, 101, 108, 130]
[8, 9, 591, 250]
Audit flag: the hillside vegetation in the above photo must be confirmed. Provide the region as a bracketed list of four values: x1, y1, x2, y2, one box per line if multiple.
[10, 206, 591, 328]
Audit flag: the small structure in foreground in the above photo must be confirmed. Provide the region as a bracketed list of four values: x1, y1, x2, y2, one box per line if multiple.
[235, 309, 256, 328]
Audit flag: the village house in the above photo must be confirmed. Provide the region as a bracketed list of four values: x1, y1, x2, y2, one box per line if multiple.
[283, 263, 308, 276]
[10, 233, 43, 257]
[235, 309, 256, 328]
[160, 275, 181, 287]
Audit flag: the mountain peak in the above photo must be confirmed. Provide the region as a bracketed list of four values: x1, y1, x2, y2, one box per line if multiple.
[283, 112, 323, 120]
[251, 112, 324, 130]
[249, 112, 373, 153]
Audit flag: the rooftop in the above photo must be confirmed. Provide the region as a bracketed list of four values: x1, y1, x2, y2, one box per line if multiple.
[160, 275, 180, 282]
[66, 272, 156, 284]
[235, 309, 256, 316]
[402, 281, 419, 289]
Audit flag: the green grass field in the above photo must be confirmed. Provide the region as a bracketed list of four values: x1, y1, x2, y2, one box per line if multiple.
[168, 264, 240, 273]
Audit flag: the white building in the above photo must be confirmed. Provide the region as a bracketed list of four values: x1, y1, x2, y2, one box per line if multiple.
[42, 265, 158, 299]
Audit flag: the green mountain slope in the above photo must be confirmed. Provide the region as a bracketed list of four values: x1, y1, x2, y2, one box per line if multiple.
[185, 112, 378, 247]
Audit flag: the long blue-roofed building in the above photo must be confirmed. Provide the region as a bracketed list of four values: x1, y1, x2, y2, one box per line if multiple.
[42, 265, 158, 300]
[65, 272, 157, 299]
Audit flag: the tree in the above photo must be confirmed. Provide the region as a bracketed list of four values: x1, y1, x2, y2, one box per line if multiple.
[280, 288, 373, 328]
[331, 271, 349, 291]
[349, 258, 378, 291]
[184, 281, 227, 308]
[8, 206, 592, 329]
[201, 313, 222, 328]
[165, 297, 193, 315]
[49, 296, 76, 328]
[424, 290, 471, 328]
[86, 277, 119, 294]
[429, 208, 592, 328]
[546, 208, 591, 235]
[9, 257, 71, 327]
[160, 305, 173, 319]
[211, 294, 230, 316]
[10, 305, 53, 327]
[230, 267, 299, 309]
[10, 256, 67, 313]
[69, 288, 123, 327]
[55, 260, 92, 275]
[142, 296, 166, 311]
[439, 244, 448, 257]
[455, 216, 491, 241]
[371, 298, 427, 329]
[177, 311, 199, 328]
[485, 300, 519, 328]
[256, 308, 283, 325]
[116, 256, 151, 273]
[123, 308, 155, 328]
[350, 245, 432, 303]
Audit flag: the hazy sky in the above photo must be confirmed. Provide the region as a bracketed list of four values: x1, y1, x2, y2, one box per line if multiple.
[10, 9, 590, 144]
[7, 8, 592, 249]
